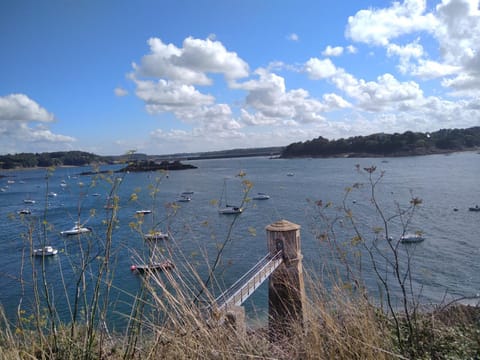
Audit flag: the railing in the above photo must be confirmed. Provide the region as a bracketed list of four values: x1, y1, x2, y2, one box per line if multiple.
[212, 250, 283, 311]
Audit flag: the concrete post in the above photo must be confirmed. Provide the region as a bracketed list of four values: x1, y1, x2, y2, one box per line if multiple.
[266, 219, 305, 338]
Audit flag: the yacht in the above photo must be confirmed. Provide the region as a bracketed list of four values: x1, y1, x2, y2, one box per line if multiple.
[60, 222, 92, 236]
[33, 246, 58, 257]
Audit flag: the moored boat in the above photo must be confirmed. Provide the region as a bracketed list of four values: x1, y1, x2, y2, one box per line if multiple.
[400, 233, 425, 243]
[60, 222, 92, 236]
[218, 179, 242, 215]
[136, 209, 152, 214]
[144, 231, 169, 240]
[176, 195, 191, 202]
[252, 192, 270, 200]
[130, 260, 174, 274]
[218, 205, 243, 214]
[33, 246, 58, 257]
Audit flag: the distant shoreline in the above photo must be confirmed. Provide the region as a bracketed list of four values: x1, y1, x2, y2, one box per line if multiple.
[280, 147, 480, 159]
[1, 148, 479, 177]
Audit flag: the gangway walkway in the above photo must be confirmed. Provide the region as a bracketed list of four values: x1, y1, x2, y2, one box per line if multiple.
[211, 250, 283, 311]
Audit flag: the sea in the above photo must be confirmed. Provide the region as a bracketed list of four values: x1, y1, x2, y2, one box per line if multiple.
[0, 151, 479, 330]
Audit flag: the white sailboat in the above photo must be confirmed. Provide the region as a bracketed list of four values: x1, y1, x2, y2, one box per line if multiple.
[218, 178, 242, 215]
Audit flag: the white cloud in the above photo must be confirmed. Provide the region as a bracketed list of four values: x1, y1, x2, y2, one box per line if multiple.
[386, 41, 425, 74]
[0, 94, 55, 122]
[346, 45, 357, 54]
[303, 57, 425, 112]
[0, 95, 75, 154]
[287, 33, 299, 41]
[114, 87, 128, 97]
[322, 45, 344, 57]
[322, 93, 352, 109]
[133, 78, 215, 114]
[346, 0, 438, 46]
[387, 41, 424, 60]
[341, 73, 424, 111]
[304, 58, 339, 79]
[233, 68, 331, 125]
[134, 36, 249, 85]
[432, 0, 480, 93]
[412, 59, 461, 79]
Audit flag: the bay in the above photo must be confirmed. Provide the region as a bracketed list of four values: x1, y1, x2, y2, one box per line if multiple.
[0, 151, 479, 329]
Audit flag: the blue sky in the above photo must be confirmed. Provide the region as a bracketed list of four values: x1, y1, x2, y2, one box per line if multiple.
[1, 0, 479, 155]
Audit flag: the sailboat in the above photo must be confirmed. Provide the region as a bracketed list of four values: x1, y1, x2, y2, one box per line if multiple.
[218, 178, 243, 215]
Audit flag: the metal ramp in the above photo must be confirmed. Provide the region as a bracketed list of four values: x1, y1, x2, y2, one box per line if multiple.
[212, 250, 283, 311]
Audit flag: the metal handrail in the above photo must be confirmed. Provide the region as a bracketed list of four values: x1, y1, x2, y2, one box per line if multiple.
[213, 250, 283, 310]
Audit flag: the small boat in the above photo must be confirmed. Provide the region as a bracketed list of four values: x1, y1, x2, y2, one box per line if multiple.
[469, 205, 480, 212]
[48, 192, 57, 197]
[218, 205, 243, 215]
[144, 231, 169, 240]
[400, 233, 425, 243]
[60, 222, 92, 236]
[23, 198, 36, 204]
[33, 246, 58, 257]
[218, 179, 242, 215]
[18, 209, 31, 215]
[130, 260, 174, 274]
[181, 191, 194, 195]
[91, 193, 101, 197]
[136, 209, 152, 215]
[176, 195, 191, 202]
[287, 172, 294, 176]
[252, 192, 270, 200]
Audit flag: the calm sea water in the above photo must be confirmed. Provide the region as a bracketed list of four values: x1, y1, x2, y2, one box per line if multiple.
[1, 152, 479, 329]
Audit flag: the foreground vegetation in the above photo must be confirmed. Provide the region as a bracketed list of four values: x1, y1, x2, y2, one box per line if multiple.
[0, 164, 479, 359]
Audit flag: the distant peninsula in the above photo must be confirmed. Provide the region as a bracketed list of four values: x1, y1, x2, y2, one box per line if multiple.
[280, 127, 480, 158]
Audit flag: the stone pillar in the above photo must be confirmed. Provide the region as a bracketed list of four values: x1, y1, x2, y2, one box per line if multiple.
[266, 220, 305, 339]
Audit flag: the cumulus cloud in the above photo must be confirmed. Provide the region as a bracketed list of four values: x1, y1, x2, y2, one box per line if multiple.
[0, 94, 75, 153]
[124, 3, 480, 154]
[234, 68, 332, 125]
[345, 0, 438, 46]
[346, 45, 357, 54]
[345, 0, 480, 96]
[0, 94, 55, 122]
[114, 87, 128, 96]
[322, 45, 344, 57]
[412, 59, 460, 79]
[134, 36, 249, 85]
[303, 56, 425, 112]
[129, 36, 253, 138]
[133, 78, 215, 114]
[431, 0, 480, 93]
[386, 41, 425, 74]
[304, 58, 339, 79]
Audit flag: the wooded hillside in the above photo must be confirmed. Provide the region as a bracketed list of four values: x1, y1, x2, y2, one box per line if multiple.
[281, 127, 480, 158]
